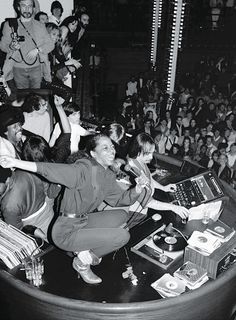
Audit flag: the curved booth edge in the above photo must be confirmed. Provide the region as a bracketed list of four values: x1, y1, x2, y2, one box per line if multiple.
[1, 262, 236, 320]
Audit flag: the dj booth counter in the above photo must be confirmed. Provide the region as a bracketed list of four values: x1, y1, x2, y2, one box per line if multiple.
[1, 155, 236, 320]
[1, 262, 236, 320]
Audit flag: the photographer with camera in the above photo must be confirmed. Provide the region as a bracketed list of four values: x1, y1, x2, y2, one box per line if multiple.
[0, 0, 54, 89]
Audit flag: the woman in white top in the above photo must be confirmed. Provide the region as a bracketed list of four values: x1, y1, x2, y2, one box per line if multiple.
[126, 133, 189, 227]
[22, 93, 51, 142]
[49, 102, 92, 154]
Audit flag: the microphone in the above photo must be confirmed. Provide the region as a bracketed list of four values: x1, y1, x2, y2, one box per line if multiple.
[122, 164, 141, 178]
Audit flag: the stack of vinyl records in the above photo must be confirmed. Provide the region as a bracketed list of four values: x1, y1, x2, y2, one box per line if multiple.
[205, 220, 235, 243]
[187, 230, 221, 256]
[0, 220, 40, 269]
[174, 261, 209, 290]
[151, 273, 186, 298]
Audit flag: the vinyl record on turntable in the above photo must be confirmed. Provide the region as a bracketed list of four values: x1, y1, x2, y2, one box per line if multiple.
[153, 233, 187, 252]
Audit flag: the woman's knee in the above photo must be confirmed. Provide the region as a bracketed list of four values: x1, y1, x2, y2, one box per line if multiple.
[113, 228, 130, 248]
[116, 209, 128, 224]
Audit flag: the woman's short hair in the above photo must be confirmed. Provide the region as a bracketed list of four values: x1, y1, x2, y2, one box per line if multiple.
[34, 11, 48, 21]
[21, 93, 44, 113]
[103, 123, 125, 144]
[46, 22, 60, 33]
[51, 0, 63, 14]
[63, 103, 80, 116]
[127, 133, 155, 159]
[85, 133, 109, 155]
[22, 135, 52, 162]
[60, 15, 77, 28]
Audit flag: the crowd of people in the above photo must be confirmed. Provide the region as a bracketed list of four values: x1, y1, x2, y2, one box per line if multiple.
[0, 0, 236, 286]
[116, 54, 236, 188]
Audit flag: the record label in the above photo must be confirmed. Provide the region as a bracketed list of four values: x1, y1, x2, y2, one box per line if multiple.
[166, 280, 178, 290]
[186, 268, 198, 276]
[197, 236, 208, 243]
[214, 226, 225, 234]
[165, 236, 177, 245]
[153, 233, 187, 252]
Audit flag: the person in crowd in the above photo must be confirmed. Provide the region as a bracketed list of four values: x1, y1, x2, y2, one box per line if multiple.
[169, 143, 181, 159]
[165, 127, 178, 154]
[0, 134, 149, 285]
[165, 110, 172, 130]
[71, 12, 90, 61]
[103, 123, 127, 160]
[218, 142, 228, 156]
[182, 110, 193, 128]
[178, 87, 191, 106]
[212, 126, 224, 148]
[173, 115, 184, 137]
[0, 0, 54, 89]
[154, 130, 166, 154]
[205, 135, 218, 158]
[177, 127, 193, 146]
[34, 11, 48, 24]
[208, 149, 219, 168]
[216, 102, 227, 123]
[142, 117, 156, 138]
[186, 96, 196, 111]
[0, 96, 70, 240]
[0, 152, 54, 241]
[60, 15, 79, 56]
[179, 136, 194, 160]
[125, 75, 137, 97]
[48, 1, 64, 26]
[177, 104, 188, 120]
[206, 122, 214, 137]
[126, 133, 189, 226]
[193, 136, 205, 161]
[0, 73, 12, 105]
[227, 143, 236, 170]
[225, 113, 235, 130]
[49, 102, 93, 154]
[193, 97, 206, 126]
[205, 102, 217, 124]
[155, 118, 169, 136]
[191, 132, 201, 153]
[0, 106, 25, 158]
[21, 93, 51, 142]
[212, 153, 232, 184]
[43, 22, 81, 101]
[213, 91, 229, 106]
[198, 144, 210, 168]
[189, 118, 199, 137]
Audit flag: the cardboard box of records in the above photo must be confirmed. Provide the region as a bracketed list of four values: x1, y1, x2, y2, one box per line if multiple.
[184, 221, 236, 279]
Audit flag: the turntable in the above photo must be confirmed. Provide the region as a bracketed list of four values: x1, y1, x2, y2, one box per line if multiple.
[131, 224, 187, 269]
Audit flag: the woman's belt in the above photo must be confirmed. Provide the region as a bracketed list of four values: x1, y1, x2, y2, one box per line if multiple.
[59, 212, 88, 223]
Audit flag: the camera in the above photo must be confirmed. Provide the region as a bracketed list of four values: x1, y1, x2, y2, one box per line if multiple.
[17, 35, 25, 42]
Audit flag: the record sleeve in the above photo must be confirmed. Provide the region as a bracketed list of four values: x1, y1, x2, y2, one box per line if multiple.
[151, 273, 186, 297]
[187, 231, 221, 255]
[205, 220, 235, 242]
[174, 261, 207, 286]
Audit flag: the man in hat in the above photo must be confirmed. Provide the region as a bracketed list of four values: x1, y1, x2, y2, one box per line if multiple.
[0, 106, 25, 158]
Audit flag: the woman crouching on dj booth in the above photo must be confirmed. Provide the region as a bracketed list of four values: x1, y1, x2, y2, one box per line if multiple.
[125, 132, 190, 227]
[0, 134, 149, 285]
